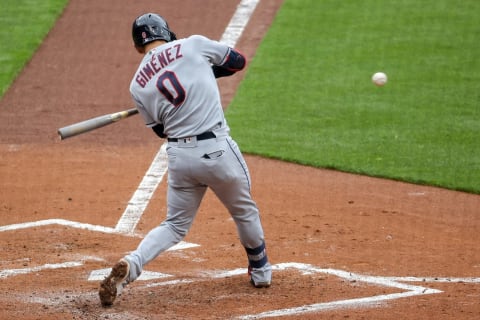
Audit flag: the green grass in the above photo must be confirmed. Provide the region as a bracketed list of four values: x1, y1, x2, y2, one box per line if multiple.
[0, 0, 68, 96]
[227, 0, 480, 193]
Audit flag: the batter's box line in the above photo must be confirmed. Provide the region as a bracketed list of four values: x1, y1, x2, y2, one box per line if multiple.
[0, 240, 199, 279]
[0, 256, 104, 279]
[236, 263, 480, 319]
[0, 218, 137, 235]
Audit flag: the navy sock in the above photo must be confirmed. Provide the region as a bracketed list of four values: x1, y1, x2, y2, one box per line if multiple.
[245, 242, 268, 268]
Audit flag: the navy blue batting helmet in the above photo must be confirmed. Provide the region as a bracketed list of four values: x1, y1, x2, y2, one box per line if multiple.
[132, 13, 177, 47]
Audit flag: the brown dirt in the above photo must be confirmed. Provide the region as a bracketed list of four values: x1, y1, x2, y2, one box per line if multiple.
[0, 0, 479, 319]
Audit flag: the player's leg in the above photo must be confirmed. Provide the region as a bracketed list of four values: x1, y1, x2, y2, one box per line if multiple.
[100, 183, 206, 306]
[125, 183, 207, 282]
[211, 176, 272, 287]
[100, 144, 207, 306]
[205, 137, 272, 287]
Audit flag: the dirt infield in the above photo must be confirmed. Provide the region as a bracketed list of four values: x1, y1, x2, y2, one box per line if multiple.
[0, 0, 479, 319]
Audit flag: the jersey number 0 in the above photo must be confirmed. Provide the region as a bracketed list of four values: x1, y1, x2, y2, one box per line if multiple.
[156, 71, 186, 107]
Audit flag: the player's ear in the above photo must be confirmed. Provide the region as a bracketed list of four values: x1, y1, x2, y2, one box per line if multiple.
[134, 45, 145, 54]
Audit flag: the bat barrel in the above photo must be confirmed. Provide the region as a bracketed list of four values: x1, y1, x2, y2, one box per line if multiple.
[58, 120, 101, 140]
[58, 108, 138, 140]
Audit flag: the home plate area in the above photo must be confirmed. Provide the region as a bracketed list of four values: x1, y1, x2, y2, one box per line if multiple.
[1, 221, 479, 318]
[88, 260, 475, 319]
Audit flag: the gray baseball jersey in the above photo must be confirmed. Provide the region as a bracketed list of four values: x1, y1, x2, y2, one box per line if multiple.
[130, 35, 230, 138]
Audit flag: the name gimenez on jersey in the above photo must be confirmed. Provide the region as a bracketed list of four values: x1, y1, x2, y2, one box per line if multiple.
[135, 44, 183, 88]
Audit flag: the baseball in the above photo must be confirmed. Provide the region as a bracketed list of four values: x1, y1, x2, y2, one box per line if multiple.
[372, 72, 387, 86]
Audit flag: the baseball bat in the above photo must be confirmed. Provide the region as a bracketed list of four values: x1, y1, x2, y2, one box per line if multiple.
[58, 108, 139, 140]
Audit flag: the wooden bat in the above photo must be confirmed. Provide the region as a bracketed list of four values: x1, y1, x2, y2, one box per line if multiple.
[58, 108, 139, 140]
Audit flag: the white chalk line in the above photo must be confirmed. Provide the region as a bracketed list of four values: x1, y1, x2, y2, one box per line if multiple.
[220, 0, 260, 47]
[0, 262, 83, 279]
[383, 275, 480, 284]
[115, 143, 168, 234]
[0, 218, 127, 235]
[0, 255, 104, 279]
[88, 268, 172, 281]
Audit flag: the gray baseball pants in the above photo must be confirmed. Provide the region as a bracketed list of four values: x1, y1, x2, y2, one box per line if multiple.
[125, 135, 266, 282]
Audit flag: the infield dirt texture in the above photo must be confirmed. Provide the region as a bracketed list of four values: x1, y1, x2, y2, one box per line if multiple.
[0, 0, 479, 319]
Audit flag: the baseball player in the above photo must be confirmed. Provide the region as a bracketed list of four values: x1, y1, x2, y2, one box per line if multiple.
[99, 13, 272, 307]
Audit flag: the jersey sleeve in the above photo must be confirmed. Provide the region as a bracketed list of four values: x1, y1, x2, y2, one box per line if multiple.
[131, 92, 156, 127]
[188, 35, 246, 78]
[188, 35, 233, 66]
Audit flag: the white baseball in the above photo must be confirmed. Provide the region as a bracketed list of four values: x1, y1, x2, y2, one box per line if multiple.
[372, 72, 387, 86]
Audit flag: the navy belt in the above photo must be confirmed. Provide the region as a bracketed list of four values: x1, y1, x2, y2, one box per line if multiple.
[168, 131, 216, 142]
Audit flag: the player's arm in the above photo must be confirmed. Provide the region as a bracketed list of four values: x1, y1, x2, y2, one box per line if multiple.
[212, 48, 246, 78]
[152, 123, 167, 138]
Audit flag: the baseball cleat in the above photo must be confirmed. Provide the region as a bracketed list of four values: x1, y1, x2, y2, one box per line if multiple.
[248, 262, 272, 288]
[99, 258, 130, 307]
[250, 278, 271, 288]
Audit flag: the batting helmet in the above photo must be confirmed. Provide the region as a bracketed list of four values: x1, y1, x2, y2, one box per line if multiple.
[132, 13, 177, 47]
